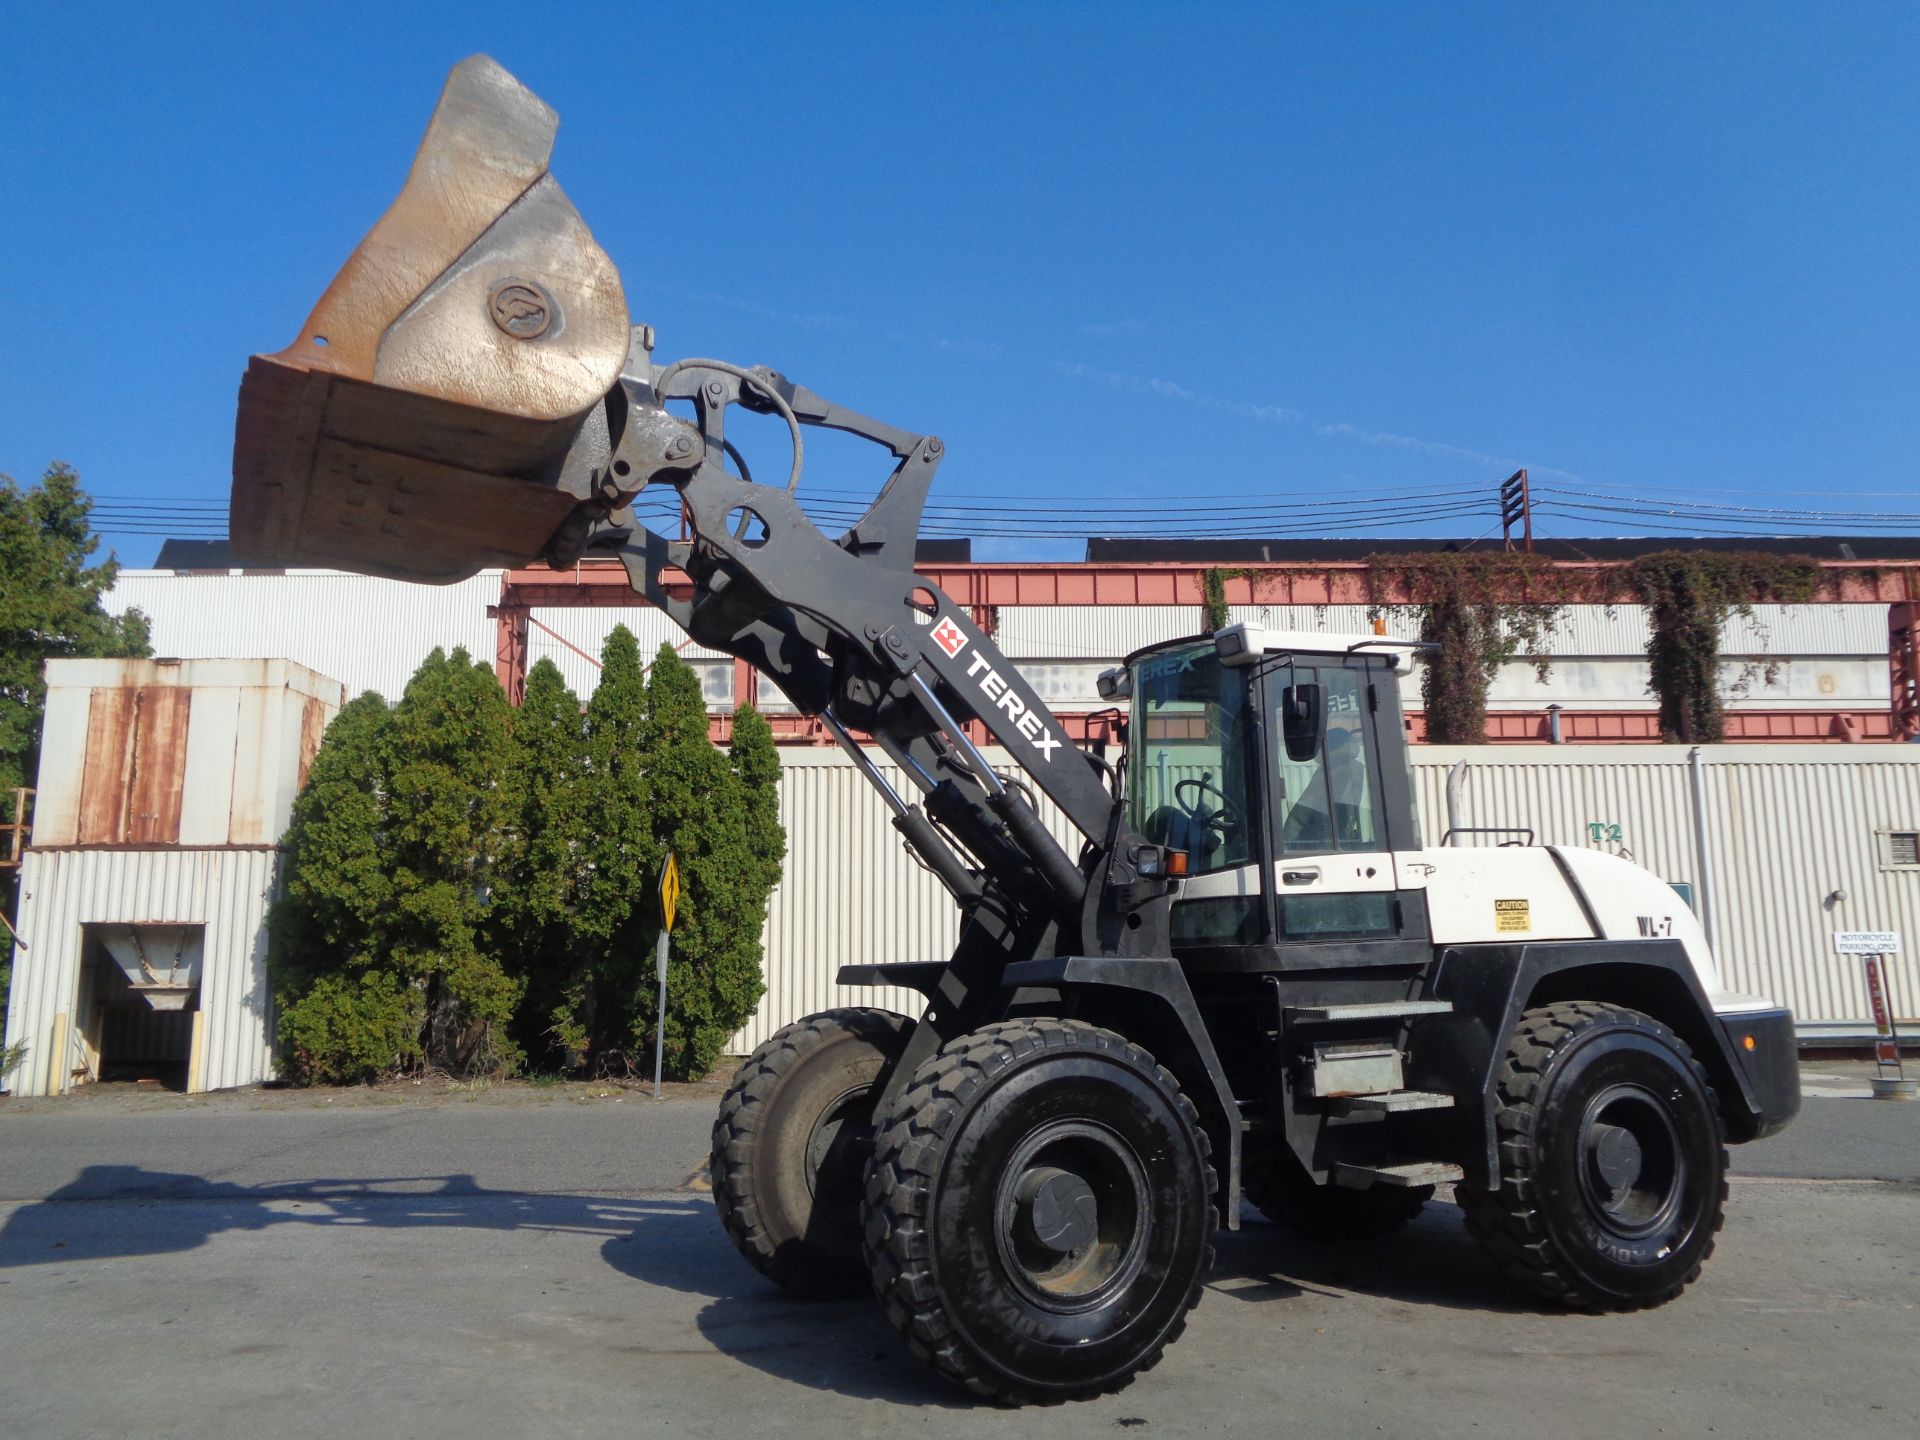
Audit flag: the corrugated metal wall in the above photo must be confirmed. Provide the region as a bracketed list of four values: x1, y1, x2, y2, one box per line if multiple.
[11, 752, 1911, 1084]
[1411, 746, 1920, 1035]
[997, 603, 1891, 659]
[741, 747, 1917, 1049]
[3, 848, 280, 1096]
[735, 750, 1078, 1052]
[104, 570, 499, 700]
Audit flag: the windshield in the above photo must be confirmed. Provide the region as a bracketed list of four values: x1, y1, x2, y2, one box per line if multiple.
[1127, 644, 1254, 875]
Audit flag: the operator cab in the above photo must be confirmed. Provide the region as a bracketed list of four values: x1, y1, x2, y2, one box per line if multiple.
[1110, 624, 1428, 966]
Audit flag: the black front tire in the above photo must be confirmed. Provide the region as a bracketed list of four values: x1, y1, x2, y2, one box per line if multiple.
[863, 1019, 1216, 1404]
[712, 1008, 912, 1298]
[1459, 1001, 1727, 1311]
[1243, 1142, 1432, 1239]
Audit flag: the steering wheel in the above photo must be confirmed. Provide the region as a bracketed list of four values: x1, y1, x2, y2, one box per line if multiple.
[1174, 774, 1240, 840]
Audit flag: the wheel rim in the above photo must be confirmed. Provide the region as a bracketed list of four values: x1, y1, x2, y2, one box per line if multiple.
[1575, 1082, 1686, 1240]
[803, 1084, 874, 1220]
[992, 1120, 1151, 1313]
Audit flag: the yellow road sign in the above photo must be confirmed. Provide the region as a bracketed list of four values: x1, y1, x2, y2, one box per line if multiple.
[659, 852, 681, 932]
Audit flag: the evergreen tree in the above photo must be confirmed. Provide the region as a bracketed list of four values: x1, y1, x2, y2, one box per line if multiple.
[269, 692, 419, 1083]
[635, 646, 768, 1079]
[271, 648, 524, 1082]
[0, 463, 151, 794]
[382, 647, 524, 1075]
[498, 658, 590, 1069]
[729, 703, 786, 911]
[564, 625, 658, 1068]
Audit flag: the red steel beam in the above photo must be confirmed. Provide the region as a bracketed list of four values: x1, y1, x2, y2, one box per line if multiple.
[501, 558, 1920, 610]
[499, 561, 1920, 742]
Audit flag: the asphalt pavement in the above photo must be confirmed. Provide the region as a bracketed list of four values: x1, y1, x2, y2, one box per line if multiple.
[1, 1072, 1915, 1439]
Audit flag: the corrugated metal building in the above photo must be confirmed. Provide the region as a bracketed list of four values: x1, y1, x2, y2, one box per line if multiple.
[7, 568, 1908, 1085]
[3, 658, 344, 1096]
[102, 571, 1900, 728]
[9, 704, 1914, 1087]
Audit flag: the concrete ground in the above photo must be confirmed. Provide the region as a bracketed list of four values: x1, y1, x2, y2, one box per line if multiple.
[2, 1068, 1916, 1439]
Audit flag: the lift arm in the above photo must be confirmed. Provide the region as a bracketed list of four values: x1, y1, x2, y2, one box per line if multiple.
[588, 341, 1174, 966]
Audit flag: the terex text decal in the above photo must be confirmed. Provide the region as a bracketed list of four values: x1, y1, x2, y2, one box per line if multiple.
[934, 612, 1061, 761]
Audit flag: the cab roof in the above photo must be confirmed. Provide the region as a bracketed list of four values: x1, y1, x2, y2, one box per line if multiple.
[1125, 623, 1424, 675]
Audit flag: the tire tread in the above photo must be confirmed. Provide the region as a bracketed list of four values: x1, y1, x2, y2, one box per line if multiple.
[861, 1018, 1216, 1404]
[1457, 1001, 1729, 1311]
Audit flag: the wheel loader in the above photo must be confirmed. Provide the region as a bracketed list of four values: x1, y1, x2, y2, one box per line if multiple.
[231, 56, 1801, 1405]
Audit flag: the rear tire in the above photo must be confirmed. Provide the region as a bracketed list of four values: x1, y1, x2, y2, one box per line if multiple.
[712, 1008, 912, 1298]
[1459, 1001, 1727, 1311]
[1243, 1142, 1432, 1239]
[862, 1019, 1216, 1404]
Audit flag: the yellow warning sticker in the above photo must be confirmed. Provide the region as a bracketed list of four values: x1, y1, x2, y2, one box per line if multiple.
[1494, 898, 1531, 933]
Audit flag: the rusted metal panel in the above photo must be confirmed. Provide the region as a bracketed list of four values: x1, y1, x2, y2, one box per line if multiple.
[43, 658, 344, 851]
[298, 695, 327, 790]
[125, 687, 190, 844]
[84, 686, 192, 844]
[76, 688, 136, 843]
[75, 688, 188, 844]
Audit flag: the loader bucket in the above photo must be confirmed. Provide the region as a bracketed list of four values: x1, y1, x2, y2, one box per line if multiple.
[230, 55, 629, 583]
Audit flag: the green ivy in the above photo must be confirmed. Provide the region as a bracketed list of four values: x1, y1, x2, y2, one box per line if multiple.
[1363, 552, 1574, 744]
[1625, 551, 1819, 742]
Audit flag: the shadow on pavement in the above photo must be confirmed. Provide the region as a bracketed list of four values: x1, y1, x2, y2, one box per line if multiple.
[0, 1168, 1543, 1404]
[1214, 1201, 1548, 1316]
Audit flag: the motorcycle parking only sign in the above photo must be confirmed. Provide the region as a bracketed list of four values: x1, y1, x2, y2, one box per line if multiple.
[1833, 931, 1902, 955]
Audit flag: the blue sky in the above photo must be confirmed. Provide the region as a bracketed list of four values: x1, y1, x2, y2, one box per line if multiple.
[3, 2, 1917, 565]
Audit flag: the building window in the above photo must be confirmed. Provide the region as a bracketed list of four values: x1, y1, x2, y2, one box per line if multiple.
[1884, 831, 1920, 869]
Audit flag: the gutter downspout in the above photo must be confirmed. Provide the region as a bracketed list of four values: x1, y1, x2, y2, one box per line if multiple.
[1687, 746, 1720, 954]
[1446, 760, 1468, 847]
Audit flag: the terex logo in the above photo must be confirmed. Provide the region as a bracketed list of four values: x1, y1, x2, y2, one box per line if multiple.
[930, 615, 968, 659]
[931, 613, 1063, 762]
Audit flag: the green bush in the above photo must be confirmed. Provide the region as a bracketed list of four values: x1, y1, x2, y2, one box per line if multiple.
[273, 633, 788, 1086]
[498, 658, 591, 1069]
[277, 971, 422, 1085]
[271, 648, 526, 1083]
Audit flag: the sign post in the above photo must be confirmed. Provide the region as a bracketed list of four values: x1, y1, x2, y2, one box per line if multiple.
[655, 853, 681, 1101]
[1834, 931, 1913, 1100]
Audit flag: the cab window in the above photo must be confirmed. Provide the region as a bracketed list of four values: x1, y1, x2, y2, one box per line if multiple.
[1273, 666, 1378, 854]
[1128, 644, 1254, 876]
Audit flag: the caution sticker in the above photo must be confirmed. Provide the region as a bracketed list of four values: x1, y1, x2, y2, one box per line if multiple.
[1494, 898, 1531, 933]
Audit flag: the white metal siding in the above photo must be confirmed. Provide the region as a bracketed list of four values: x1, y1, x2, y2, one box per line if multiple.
[3, 848, 281, 1096]
[1412, 746, 1920, 1033]
[105, 570, 500, 700]
[997, 603, 1888, 661]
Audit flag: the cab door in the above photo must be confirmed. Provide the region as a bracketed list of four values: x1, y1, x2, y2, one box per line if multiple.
[1255, 656, 1429, 968]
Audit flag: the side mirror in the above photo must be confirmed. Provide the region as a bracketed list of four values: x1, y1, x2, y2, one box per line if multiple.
[1281, 682, 1324, 763]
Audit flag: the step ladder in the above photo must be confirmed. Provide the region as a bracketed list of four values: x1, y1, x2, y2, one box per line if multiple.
[1334, 1160, 1466, 1189]
[1286, 999, 1453, 1024]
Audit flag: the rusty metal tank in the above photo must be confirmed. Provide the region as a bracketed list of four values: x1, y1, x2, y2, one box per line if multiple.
[230, 55, 629, 583]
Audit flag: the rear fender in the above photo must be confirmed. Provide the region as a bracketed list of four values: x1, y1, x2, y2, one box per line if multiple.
[1403, 940, 1769, 1189]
